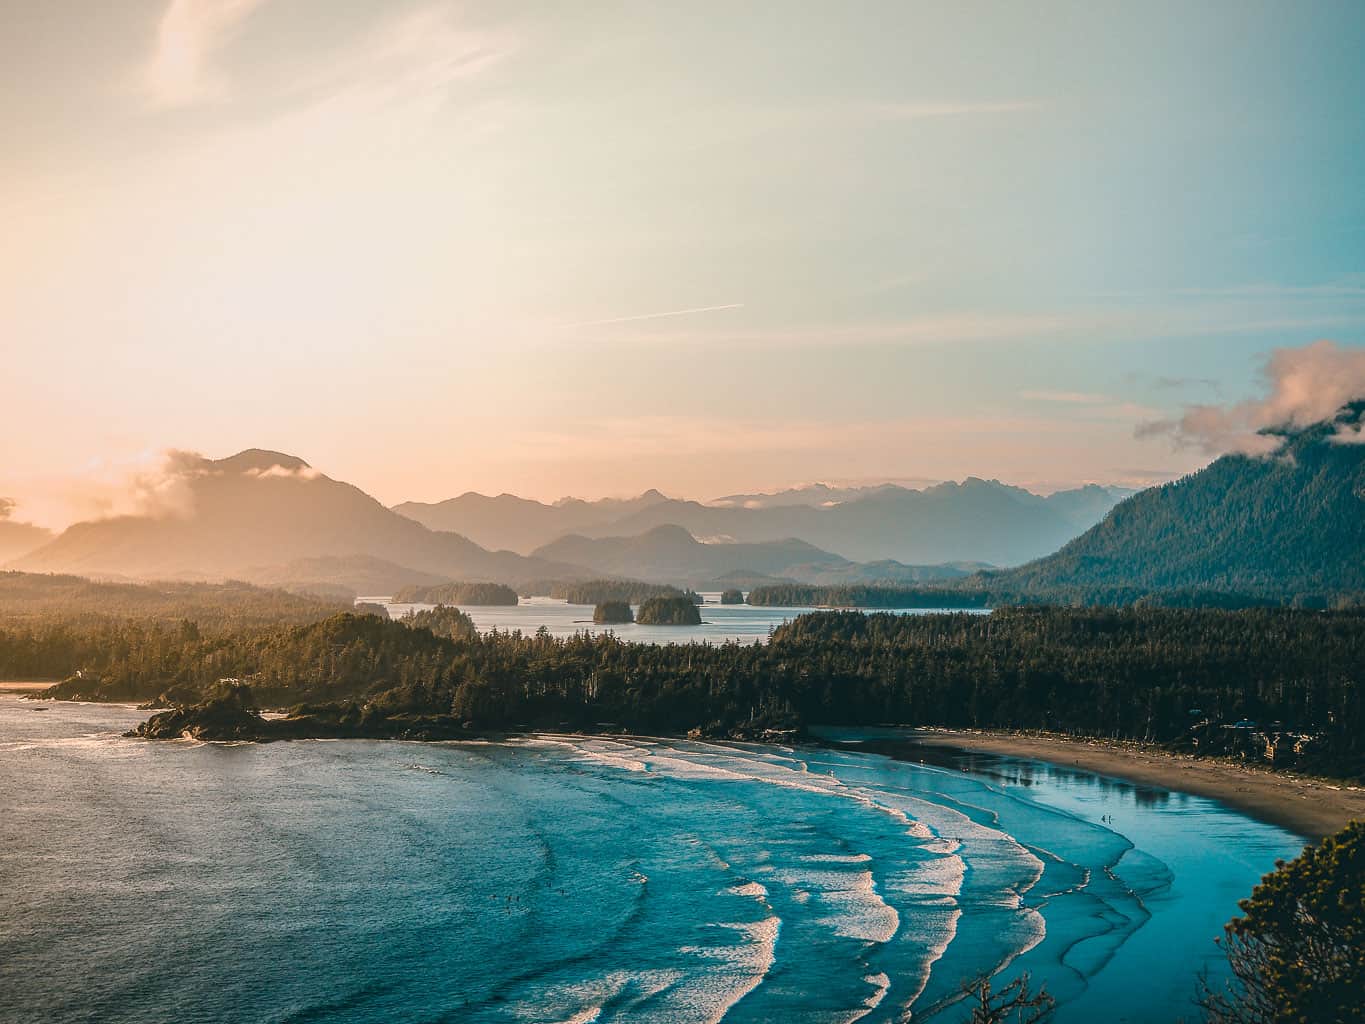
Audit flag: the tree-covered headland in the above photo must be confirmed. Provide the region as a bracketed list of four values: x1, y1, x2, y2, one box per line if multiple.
[5, 606, 1360, 778]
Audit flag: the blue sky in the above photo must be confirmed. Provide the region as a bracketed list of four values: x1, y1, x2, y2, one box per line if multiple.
[3, 1, 1364, 524]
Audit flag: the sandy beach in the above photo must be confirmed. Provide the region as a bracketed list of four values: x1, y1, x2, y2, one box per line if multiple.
[0, 681, 54, 694]
[904, 728, 1365, 841]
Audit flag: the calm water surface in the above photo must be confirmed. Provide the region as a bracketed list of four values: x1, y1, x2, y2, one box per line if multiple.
[0, 700, 1301, 1024]
[364, 594, 989, 645]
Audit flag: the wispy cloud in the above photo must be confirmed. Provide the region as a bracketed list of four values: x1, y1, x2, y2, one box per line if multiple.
[1019, 390, 1112, 404]
[867, 100, 1041, 120]
[560, 304, 745, 328]
[141, 0, 270, 108]
[587, 311, 1111, 349]
[1019, 390, 1162, 423]
[139, 1, 517, 117]
[1150, 375, 1220, 392]
[280, 6, 518, 120]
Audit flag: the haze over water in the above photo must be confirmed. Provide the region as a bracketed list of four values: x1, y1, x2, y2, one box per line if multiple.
[1, 699, 1300, 1024]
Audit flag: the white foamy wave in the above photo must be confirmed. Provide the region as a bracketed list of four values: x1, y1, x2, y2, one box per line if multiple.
[839, 971, 892, 1024]
[883, 852, 966, 901]
[631, 744, 938, 842]
[672, 915, 780, 1024]
[898, 906, 965, 1009]
[518, 969, 682, 1024]
[800, 852, 873, 864]
[534, 736, 651, 773]
[771, 866, 900, 944]
[879, 789, 1046, 903]
[0, 734, 151, 758]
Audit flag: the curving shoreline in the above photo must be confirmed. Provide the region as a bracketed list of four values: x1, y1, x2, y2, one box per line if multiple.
[114, 692, 1365, 840]
[891, 728, 1365, 841]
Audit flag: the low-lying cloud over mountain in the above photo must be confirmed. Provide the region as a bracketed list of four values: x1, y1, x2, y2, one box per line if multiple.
[7, 450, 578, 590]
[1138, 340, 1365, 455]
[994, 398, 1365, 602]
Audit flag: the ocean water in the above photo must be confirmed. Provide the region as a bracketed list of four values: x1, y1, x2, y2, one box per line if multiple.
[366, 594, 989, 645]
[0, 699, 1301, 1024]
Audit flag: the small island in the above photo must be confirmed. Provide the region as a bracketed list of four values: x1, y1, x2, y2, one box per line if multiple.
[391, 582, 519, 606]
[636, 595, 702, 625]
[593, 600, 634, 624]
[719, 588, 745, 605]
[402, 604, 477, 639]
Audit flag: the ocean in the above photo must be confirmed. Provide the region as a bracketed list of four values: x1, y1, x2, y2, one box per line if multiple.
[0, 699, 1300, 1023]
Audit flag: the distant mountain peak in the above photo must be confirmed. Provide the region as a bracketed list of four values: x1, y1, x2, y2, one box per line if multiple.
[640, 524, 699, 544]
[213, 449, 312, 475]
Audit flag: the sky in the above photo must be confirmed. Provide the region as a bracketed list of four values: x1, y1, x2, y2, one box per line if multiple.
[3, 0, 1365, 527]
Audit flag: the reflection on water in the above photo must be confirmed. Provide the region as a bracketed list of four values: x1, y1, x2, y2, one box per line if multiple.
[908, 748, 1179, 808]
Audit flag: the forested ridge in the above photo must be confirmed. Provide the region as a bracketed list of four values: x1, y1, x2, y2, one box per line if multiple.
[8, 607, 1363, 777]
[533, 580, 703, 605]
[980, 409, 1365, 603]
[748, 584, 991, 608]
[0, 572, 351, 632]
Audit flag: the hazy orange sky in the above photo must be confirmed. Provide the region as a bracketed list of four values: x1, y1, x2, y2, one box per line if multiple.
[4, 1, 1365, 527]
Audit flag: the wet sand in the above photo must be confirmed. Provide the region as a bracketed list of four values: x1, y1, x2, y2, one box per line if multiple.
[901, 729, 1365, 841]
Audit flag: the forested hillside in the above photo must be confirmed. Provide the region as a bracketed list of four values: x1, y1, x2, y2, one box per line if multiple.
[0, 572, 350, 631]
[985, 408, 1365, 603]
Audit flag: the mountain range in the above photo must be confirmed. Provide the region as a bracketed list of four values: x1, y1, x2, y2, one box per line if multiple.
[5, 450, 1001, 593]
[533, 525, 985, 588]
[397, 479, 1132, 565]
[391, 490, 671, 557]
[6, 404, 1362, 604]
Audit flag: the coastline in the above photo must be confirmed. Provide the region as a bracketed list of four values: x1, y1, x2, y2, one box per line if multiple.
[0, 681, 56, 694]
[17, 685, 1362, 840]
[891, 728, 1364, 842]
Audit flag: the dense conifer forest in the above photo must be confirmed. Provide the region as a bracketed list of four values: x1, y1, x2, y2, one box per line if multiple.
[747, 584, 991, 608]
[0, 572, 350, 631]
[635, 596, 703, 625]
[8, 606, 1363, 778]
[592, 601, 634, 624]
[390, 582, 519, 605]
[537, 580, 703, 605]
